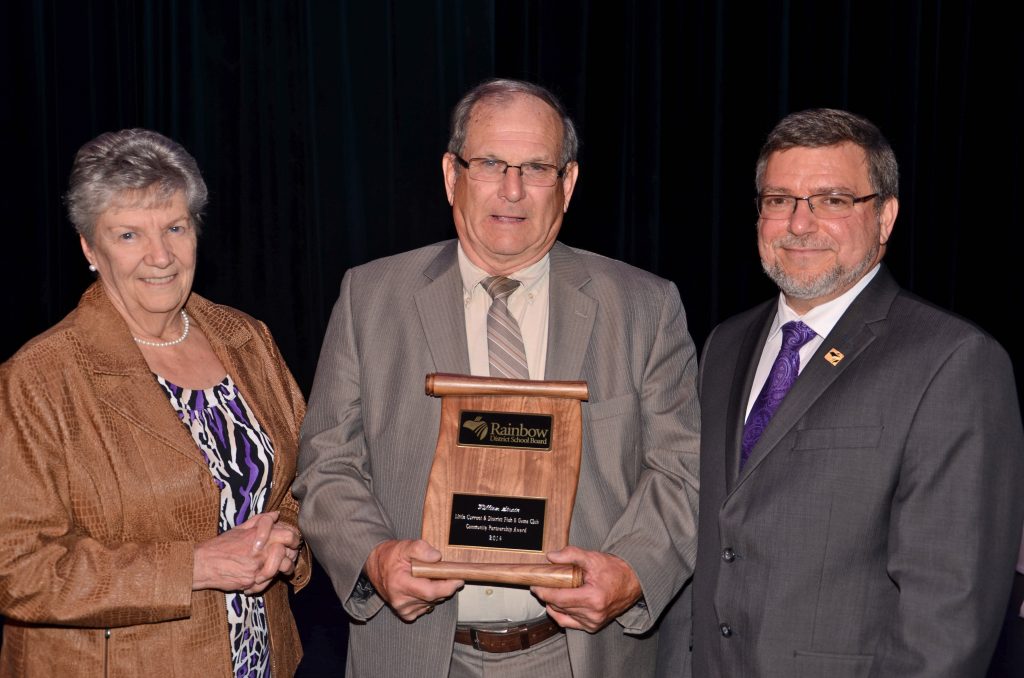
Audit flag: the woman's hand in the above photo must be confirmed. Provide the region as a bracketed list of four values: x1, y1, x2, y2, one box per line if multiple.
[244, 522, 303, 594]
[192, 511, 298, 593]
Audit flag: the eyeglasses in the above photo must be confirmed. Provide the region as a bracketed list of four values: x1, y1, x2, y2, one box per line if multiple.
[453, 155, 566, 187]
[756, 192, 879, 218]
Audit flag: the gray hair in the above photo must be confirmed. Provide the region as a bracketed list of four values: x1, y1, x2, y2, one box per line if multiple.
[755, 108, 899, 204]
[66, 129, 208, 242]
[447, 79, 579, 169]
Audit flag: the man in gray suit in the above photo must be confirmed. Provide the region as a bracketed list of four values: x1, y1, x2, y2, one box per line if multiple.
[295, 79, 700, 677]
[686, 108, 1024, 677]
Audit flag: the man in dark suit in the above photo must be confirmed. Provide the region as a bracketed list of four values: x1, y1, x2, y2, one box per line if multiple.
[687, 108, 1024, 677]
[295, 79, 700, 677]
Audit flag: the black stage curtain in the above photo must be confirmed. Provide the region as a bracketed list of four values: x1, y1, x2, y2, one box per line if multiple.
[3, 2, 1022, 674]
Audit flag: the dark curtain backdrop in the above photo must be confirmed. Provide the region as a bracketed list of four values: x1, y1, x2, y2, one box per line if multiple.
[3, 1, 1022, 675]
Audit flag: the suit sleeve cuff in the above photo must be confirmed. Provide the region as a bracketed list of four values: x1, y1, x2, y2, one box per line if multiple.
[616, 596, 651, 632]
[343, 572, 386, 620]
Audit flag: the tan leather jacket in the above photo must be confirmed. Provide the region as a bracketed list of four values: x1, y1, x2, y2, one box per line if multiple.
[0, 283, 310, 677]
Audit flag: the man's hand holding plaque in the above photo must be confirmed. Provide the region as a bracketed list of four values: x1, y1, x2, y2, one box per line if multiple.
[532, 546, 643, 632]
[365, 538, 464, 621]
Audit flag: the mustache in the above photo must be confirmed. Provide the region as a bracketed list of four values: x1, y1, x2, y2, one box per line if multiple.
[770, 234, 834, 249]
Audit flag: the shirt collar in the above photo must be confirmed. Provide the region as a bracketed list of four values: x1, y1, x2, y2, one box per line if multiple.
[769, 264, 881, 340]
[457, 242, 550, 296]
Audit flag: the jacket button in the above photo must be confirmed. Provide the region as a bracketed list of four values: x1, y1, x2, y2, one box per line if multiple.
[720, 623, 733, 638]
[722, 548, 736, 563]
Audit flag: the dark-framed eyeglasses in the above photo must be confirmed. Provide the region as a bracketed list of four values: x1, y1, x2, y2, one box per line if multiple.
[756, 192, 879, 218]
[453, 155, 566, 187]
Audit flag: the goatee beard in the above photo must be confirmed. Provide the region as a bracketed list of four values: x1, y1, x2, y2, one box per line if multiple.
[761, 236, 879, 302]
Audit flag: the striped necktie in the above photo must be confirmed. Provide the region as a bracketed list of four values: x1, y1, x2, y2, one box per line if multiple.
[483, 276, 529, 380]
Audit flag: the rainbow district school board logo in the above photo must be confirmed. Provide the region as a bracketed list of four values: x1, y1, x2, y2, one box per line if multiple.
[458, 411, 553, 451]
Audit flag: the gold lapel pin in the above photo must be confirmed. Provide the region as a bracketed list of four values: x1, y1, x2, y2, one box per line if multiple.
[824, 348, 844, 366]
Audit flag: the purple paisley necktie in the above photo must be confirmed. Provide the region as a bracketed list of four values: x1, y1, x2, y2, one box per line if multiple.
[740, 320, 817, 469]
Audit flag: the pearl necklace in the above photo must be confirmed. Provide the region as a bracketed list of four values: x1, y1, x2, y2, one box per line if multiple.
[133, 310, 190, 347]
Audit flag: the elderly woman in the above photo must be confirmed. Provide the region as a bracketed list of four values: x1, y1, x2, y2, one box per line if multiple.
[0, 129, 309, 676]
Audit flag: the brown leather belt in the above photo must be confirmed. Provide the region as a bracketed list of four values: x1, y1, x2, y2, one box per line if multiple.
[454, 617, 564, 653]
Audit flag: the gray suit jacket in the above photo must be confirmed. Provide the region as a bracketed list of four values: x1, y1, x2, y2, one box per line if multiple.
[687, 267, 1024, 678]
[295, 240, 700, 677]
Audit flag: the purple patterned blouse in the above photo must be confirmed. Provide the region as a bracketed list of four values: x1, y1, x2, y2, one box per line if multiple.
[158, 374, 275, 678]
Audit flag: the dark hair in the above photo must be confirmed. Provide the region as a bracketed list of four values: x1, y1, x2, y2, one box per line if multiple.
[66, 128, 208, 242]
[447, 79, 579, 168]
[755, 108, 899, 204]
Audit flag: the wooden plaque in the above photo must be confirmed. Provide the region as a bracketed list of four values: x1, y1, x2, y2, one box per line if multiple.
[411, 373, 588, 588]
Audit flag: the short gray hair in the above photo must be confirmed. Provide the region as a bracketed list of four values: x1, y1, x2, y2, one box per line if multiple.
[66, 129, 208, 242]
[447, 79, 579, 169]
[755, 108, 899, 204]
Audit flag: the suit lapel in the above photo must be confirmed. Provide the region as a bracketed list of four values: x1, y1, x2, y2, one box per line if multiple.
[77, 284, 209, 468]
[187, 296, 295, 509]
[410, 240, 595, 380]
[414, 241, 472, 375]
[731, 269, 900, 492]
[723, 304, 775, 493]
[188, 294, 299, 512]
[544, 243, 596, 381]
[95, 372, 208, 467]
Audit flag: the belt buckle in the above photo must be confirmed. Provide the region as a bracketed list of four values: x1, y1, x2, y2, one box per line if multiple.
[516, 624, 531, 649]
[469, 623, 531, 652]
[469, 627, 484, 652]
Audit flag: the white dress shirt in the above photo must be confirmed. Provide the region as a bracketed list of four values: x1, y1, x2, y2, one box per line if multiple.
[745, 265, 881, 420]
[455, 243, 549, 622]
[1017, 526, 1024, 616]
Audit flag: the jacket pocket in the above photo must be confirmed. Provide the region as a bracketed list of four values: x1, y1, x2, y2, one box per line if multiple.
[794, 649, 873, 678]
[582, 391, 641, 494]
[584, 390, 639, 422]
[793, 425, 882, 451]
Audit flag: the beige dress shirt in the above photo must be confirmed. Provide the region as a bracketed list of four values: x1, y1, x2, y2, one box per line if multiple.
[455, 243, 550, 623]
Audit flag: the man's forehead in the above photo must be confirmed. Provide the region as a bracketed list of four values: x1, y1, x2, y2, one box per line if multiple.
[466, 96, 561, 137]
[765, 142, 870, 184]
[768, 142, 868, 166]
[469, 91, 556, 117]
